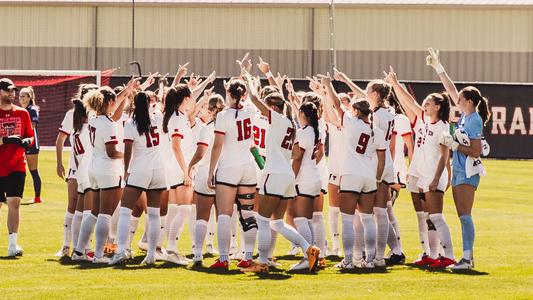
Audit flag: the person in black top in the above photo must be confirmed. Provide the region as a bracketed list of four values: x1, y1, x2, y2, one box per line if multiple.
[18, 87, 42, 204]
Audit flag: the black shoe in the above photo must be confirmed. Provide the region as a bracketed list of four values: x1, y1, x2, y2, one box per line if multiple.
[386, 253, 406, 266]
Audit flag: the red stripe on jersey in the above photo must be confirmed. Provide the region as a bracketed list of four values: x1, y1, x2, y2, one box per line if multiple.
[214, 130, 225, 135]
[58, 128, 70, 135]
[341, 111, 345, 126]
[268, 110, 271, 125]
[410, 115, 418, 129]
[172, 133, 184, 139]
[401, 132, 412, 137]
[105, 140, 118, 145]
[197, 142, 209, 147]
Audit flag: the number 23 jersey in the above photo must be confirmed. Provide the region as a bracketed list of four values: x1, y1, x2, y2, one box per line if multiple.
[123, 113, 165, 173]
[340, 112, 386, 180]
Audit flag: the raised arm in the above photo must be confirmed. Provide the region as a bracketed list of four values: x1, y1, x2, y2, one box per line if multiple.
[320, 75, 343, 127]
[243, 72, 269, 117]
[171, 62, 189, 87]
[111, 77, 140, 121]
[190, 71, 216, 101]
[333, 68, 365, 99]
[426, 48, 459, 105]
[257, 56, 280, 90]
[384, 67, 423, 122]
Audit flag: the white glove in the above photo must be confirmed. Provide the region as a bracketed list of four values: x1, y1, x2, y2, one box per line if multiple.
[440, 132, 459, 151]
[426, 48, 445, 74]
[481, 138, 490, 157]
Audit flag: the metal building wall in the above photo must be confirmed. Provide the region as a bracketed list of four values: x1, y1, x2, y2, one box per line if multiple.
[0, 4, 532, 82]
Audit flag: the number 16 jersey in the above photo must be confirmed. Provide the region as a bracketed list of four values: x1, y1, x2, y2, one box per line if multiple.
[214, 106, 255, 169]
[340, 112, 386, 181]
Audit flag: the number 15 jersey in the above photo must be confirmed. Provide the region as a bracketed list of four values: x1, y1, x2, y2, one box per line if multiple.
[340, 112, 386, 181]
[214, 106, 255, 168]
[123, 113, 164, 173]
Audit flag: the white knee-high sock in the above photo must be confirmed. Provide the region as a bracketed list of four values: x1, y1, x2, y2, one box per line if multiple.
[308, 219, 315, 246]
[328, 206, 341, 251]
[194, 219, 208, 258]
[166, 204, 178, 238]
[270, 219, 310, 251]
[373, 207, 389, 260]
[230, 204, 238, 249]
[268, 229, 277, 259]
[109, 205, 120, 243]
[312, 212, 326, 258]
[94, 214, 111, 258]
[140, 216, 148, 244]
[146, 207, 160, 257]
[71, 211, 83, 251]
[416, 211, 430, 255]
[75, 211, 96, 253]
[429, 213, 454, 259]
[353, 211, 365, 260]
[360, 213, 376, 262]
[294, 217, 313, 247]
[175, 205, 192, 242]
[387, 201, 402, 254]
[206, 206, 216, 246]
[341, 213, 355, 263]
[217, 214, 231, 262]
[128, 216, 140, 250]
[158, 215, 166, 247]
[426, 213, 440, 259]
[256, 215, 271, 264]
[116, 207, 133, 254]
[189, 204, 196, 248]
[241, 210, 257, 260]
[63, 212, 74, 247]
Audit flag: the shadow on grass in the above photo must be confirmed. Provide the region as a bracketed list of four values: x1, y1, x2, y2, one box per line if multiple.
[325, 255, 343, 262]
[0, 256, 20, 260]
[187, 264, 244, 275]
[337, 267, 390, 274]
[405, 263, 489, 276]
[253, 272, 292, 280]
[274, 254, 304, 261]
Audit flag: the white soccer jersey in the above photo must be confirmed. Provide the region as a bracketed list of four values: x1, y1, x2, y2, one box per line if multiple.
[392, 114, 412, 182]
[191, 117, 203, 147]
[295, 125, 321, 184]
[59, 109, 76, 171]
[263, 110, 295, 175]
[373, 106, 396, 166]
[88, 115, 122, 176]
[167, 111, 193, 166]
[196, 120, 215, 174]
[72, 124, 92, 183]
[252, 114, 269, 157]
[214, 107, 255, 168]
[340, 112, 386, 181]
[123, 114, 165, 173]
[326, 121, 343, 176]
[418, 119, 449, 182]
[408, 114, 425, 178]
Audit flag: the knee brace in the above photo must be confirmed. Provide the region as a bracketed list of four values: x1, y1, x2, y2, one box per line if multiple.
[235, 194, 257, 232]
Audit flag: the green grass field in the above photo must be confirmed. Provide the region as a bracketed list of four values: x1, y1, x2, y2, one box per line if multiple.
[0, 151, 532, 299]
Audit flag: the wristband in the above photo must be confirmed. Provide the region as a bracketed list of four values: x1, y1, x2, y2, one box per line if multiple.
[435, 64, 445, 74]
[265, 71, 273, 78]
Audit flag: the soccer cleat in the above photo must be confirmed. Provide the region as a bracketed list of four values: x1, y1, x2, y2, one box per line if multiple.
[306, 246, 321, 272]
[363, 260, 375, 269]
[55, 246, 70, 257]
[326, 248, 342, 257]
[104, 242, 117, 255]
[353, 258, 365, 268]
[141, 255, 156, 266]
[447, 258, 474, 270]
[154, 248, 167, 261]
[209, 258, 229, 269]
[92, 256, 111, 264]
[318, 258, 327, 269]
[237, 259, 253, 268]
[165, 252, 190, 266]
[192, 255, 203, 267]
[137, 240, 148, 252]
[289, 258, 310, 271]
[373, 258, 386, 267]
[8, 244, 24, 257]
[335, 259, 354, 270]
[413, 254, 433, 266]
[205, 244, 218, 255]
[71, 251, 90, 262]
[430, 257, 456, 268]
[109, 251, 129, 265]
[266, 258, 281, 268]
[33, 197, 42, 204]
[240, 262, 269, 273]
[386, 253, 406, 266]
[85, 249, 95, 258]
[287, 246, 302, 256]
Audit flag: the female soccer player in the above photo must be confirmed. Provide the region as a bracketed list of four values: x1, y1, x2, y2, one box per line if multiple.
[56, 83, 98, 257]
[109, 91, 166, 266]
[385, 66, 456, 268]
[208, 79, 258, 269]
[322, 76, 386, 269]
[427, 48, 490, 270]
[290, 98, 324, 271]
[189, 93, 225, 266]
[18, 87, 41, 204]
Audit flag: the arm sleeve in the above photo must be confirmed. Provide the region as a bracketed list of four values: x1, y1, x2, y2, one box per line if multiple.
[214, 112, 226, 135]
[23, 111, 34, 139]
[393, 115, 412, 136]
[374, 128, 387, 150]
[197, 126, 210, 147]
[295, 129, 310, 150]
[123, 121, 135, 142]
[59, 110, 73, 135]
[466, 116, 483, 140]
[29, 107, 39, 123]
[168, 115, 183, 139]
[103, 122, 119, 145]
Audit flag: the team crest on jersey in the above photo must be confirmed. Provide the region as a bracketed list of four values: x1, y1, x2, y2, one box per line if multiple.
[0, 118, 21, 136]
[428, 131, 434, 136]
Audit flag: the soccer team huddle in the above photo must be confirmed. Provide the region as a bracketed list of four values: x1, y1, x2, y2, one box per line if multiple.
[56, 48, 489, 272]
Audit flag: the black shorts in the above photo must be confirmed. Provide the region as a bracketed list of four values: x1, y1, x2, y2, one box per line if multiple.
[0, 172, 26, 202]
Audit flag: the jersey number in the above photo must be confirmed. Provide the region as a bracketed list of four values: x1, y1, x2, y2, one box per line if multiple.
[236, 118, 252, 141]
[253, 125, 266, 149]
[281, 127, 295, 150]
[144, 127, 160, 148]
[73, 134, 85, 155]
[88, 125, 96, 147]
[355, 133, 370, 154]
[385, 120, 395, 141]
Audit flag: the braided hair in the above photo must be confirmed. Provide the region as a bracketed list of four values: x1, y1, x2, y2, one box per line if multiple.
[299, 101, 319, 145]
[162, 84, 191, 133]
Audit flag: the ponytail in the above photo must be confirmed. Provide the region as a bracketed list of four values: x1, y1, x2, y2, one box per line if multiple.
[460, 86, 491, 126]
[352, 99, 374, 141]
[429, 92, 450, 123]
[72, 99, 87, 133]
[368, 80, 392, 107]
[300, 101, 319, 145]
[266, 92, 296, 143]
[228, 79, 246, 118]
[133, 91, 151, 136]
[163, 84, 191, 133]
[208, 94, 226, 118]
[20, 86, 37, 108]
[83, 89, 105, 115]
